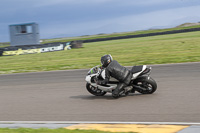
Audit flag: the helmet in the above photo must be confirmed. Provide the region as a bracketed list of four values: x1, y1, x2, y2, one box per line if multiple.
[101, 54, 113, 67]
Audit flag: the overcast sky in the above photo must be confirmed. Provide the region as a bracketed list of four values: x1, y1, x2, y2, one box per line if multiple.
[0, 0, 200, 42]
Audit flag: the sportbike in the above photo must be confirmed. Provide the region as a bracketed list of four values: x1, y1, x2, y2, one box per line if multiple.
[85, 65, 157, 98]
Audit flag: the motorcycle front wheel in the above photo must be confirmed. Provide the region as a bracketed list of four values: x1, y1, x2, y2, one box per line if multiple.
[133, 77, 157, 94]
[86, 83, 107, 96]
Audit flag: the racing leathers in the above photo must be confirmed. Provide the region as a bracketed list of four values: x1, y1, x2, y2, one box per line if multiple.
[97, 60, 132, 97]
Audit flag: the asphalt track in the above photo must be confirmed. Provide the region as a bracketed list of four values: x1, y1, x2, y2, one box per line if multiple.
[0, 62, 200, 122]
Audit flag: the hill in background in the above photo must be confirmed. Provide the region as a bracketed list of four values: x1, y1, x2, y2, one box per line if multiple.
[176, 22, 200, 28]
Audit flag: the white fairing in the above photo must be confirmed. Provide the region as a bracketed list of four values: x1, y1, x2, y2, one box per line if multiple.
[132, 65, 147, 79]
[85, 70, 117, 92]
[98, 84, 117, 92]
[85, 74, 96, 83]
[101, 69, 106, 79]
[85, 75, 91, 83]
[85, 74, 117, 92]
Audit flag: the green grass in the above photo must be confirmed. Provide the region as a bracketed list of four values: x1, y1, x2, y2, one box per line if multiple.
[0, 43, 9, 48]
[0, 128, 133, 133]
[41, 25, 200, 44]
[0, 31, 200, 74]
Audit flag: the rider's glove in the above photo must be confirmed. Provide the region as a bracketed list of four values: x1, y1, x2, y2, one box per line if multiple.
[94, 77, 101, 85]
[94, 77, 98, 84]
[97, 80, 101, 85]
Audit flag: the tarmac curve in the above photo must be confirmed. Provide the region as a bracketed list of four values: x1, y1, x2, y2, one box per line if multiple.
[0, 62, 200, 122]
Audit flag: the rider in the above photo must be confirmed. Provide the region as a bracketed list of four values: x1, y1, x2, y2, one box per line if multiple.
[96, 54, 132, 98]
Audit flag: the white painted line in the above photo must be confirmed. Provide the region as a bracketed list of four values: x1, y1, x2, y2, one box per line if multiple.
[1, 121, 200, 125]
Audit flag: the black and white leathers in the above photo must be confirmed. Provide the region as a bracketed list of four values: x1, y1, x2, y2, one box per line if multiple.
[98, 60, 132, 97]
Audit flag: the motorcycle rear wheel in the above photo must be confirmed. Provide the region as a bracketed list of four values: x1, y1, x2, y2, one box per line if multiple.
[86, 83, 107, 96]
[133, 77, 157, 94]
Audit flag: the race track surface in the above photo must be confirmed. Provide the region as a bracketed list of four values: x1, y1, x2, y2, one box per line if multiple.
[0, 62, 200, 122]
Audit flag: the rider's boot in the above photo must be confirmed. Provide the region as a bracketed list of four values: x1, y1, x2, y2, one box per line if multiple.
[124, 86, 133, 92]
[112, 83, 126, 98]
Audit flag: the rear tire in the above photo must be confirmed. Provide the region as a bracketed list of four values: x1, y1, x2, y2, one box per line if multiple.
[86, 83, 107, 96]
[133, 77, 157, 94]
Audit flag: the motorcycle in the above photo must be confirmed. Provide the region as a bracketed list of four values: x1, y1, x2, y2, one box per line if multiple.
[85, 65, 157, 97]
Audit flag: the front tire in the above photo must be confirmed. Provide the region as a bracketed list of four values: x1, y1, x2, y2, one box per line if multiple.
[86, 83, 107, 96]
[133, 77, 157, 94]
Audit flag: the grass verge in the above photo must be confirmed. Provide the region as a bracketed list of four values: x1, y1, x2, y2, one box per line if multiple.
[41, 25, 200, 44]
[0, 128, 133, 133]
[0, 43, 9, 48]
[0, 31, 200, 74]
